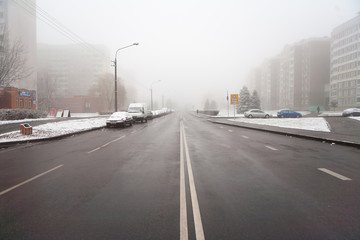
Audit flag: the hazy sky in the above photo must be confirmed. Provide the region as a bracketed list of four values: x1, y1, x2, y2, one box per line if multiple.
[36, 0, 359, 109]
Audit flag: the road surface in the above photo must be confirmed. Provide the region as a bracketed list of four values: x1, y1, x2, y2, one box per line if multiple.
[1, 112, 359, 239]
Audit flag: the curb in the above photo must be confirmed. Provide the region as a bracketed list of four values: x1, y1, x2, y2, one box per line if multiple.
[0, 126, 106, 148]
[207, 119, 360, 149]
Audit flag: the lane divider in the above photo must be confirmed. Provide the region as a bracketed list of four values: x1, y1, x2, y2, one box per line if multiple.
[180, 121, 205, 240]
[318, 168, 352, 181]
[87, 135, 126, 154]
[242, 135, 249, 139]
[0, 165, 64, 196]
[265, 145, 278, 151]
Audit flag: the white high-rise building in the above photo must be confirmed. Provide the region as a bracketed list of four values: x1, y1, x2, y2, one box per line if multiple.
[330, 15, 360, 109]
[0, 0, 37, 90]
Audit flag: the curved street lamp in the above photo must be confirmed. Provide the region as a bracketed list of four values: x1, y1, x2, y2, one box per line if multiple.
[150, 80, 161, 110]
[114, 43, 139, 112]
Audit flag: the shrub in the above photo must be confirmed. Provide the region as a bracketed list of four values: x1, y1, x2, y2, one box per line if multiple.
[0, 109, 48, 120]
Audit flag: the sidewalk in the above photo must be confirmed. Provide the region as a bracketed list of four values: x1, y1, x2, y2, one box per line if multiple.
[205, 115, 360, 148]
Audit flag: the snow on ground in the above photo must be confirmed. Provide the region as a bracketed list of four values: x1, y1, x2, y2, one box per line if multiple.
[319, 111, 342, 117]
[350, 116, 360, 122]
[215, 109, 311, 117]
[229, 117, 331, 132]
[0, 118, 107, 143]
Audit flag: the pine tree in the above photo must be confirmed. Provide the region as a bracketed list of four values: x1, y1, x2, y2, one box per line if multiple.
[250, 90, 261, 109]
[237, 86, 251, 113]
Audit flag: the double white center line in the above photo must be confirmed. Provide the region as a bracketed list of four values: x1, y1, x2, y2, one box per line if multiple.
[180, 121, 205, 240]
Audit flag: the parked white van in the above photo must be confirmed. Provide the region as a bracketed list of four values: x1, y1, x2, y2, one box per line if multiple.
[128, 103, 148, 123]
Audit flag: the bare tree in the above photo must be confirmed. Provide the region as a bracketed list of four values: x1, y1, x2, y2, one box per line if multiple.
[0, 38, 32, 87]
[89, 73, 127, 111]
[37, 72, 58, 111]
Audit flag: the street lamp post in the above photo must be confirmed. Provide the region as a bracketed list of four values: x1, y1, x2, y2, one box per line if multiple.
[150, 80, 161, 110]
[114, 43, 139, 112]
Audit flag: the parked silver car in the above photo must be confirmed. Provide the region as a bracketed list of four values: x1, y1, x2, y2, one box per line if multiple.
[244, 109, 271, 118]
[106, 112, 133, 127]
[342, 108, 360, 117]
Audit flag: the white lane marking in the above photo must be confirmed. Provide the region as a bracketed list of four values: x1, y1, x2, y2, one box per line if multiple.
[219, 126, 224, 129]
[131, 130, 137, 134]
[0, 165, 64, 196]
[242, 135, 249, 139]
[87, 135, 126, 154]
[318, 168, 352, 181]
[265, 145, 278, 151]
[228, 129, 233, 132]
[182, 123, 205, 240]
[180, 123, 188, 240]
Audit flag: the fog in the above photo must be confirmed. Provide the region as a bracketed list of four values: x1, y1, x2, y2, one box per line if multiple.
[36, 0, 358, 110]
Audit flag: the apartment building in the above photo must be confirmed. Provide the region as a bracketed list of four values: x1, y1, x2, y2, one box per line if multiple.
[0, 0, 37, 90]
[37, 44, 110, 98]
[330, 15, 360, 109]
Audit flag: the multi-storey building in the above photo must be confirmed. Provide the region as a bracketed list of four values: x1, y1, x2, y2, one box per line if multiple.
[294, 38, 330, 110]
[330, 15, 360, 109]
[37, 44, 110, 98]
[258, 57, 280, 110]
[0, 0, 37, 90]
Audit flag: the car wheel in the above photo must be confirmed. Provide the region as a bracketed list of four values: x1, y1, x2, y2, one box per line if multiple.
[248, 115, 253, 118]
[265, 115, 269, 118]
[296, 115, 300, 118]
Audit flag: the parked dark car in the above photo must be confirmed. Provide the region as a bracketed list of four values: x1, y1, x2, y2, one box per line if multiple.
[277, 109, 302, 118]
[342, 108, 360, 117]
[106, 112, 133, 127]
[146, 111, 154, 120]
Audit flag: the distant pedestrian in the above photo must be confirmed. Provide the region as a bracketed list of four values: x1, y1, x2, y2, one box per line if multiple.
[317, 106, 320, 114]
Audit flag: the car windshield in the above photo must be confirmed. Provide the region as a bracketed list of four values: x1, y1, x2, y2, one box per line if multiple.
[128, 107, 142, 113]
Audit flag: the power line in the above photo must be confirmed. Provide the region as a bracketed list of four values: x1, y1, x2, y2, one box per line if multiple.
[12, 0, 103, 56]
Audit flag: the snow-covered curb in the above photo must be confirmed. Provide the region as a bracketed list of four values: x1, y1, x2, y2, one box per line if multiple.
[228, 117, 330, 132]
[0, 118, 107, 143]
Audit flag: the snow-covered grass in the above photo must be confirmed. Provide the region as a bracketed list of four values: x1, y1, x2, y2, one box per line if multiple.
[229, 117, 330, 132]
[0, 118, 107, 143]
[319, 111, 342, 117]
[215, 109, 311, 118]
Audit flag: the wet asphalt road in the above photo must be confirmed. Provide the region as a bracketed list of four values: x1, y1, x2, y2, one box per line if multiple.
[0, 112, 359, 239]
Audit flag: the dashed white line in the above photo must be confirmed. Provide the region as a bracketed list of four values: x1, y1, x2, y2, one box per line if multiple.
[242, 135, 249, 139]
[228, 129, 233, 132]
[318, 168, 352, 181]
[87, 135, 126, 154]
[0, 165, 64, 196]
[265, 145, 278, 151]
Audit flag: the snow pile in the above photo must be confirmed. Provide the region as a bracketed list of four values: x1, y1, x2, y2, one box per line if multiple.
[350, 116, 360, 122]
[0, 118, 107, 143]
[229, 117, 330, 132]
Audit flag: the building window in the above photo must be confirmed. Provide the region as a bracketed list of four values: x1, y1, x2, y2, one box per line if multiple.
[16, 98, 18, 108]
[25, 99, 27, 108]
[29, 100, 32, 109]
[19, 99, 23, 108]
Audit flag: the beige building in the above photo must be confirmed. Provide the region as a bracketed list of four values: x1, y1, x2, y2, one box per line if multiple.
[330, 15, 360, 109]
[0, 0, 37, 90]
